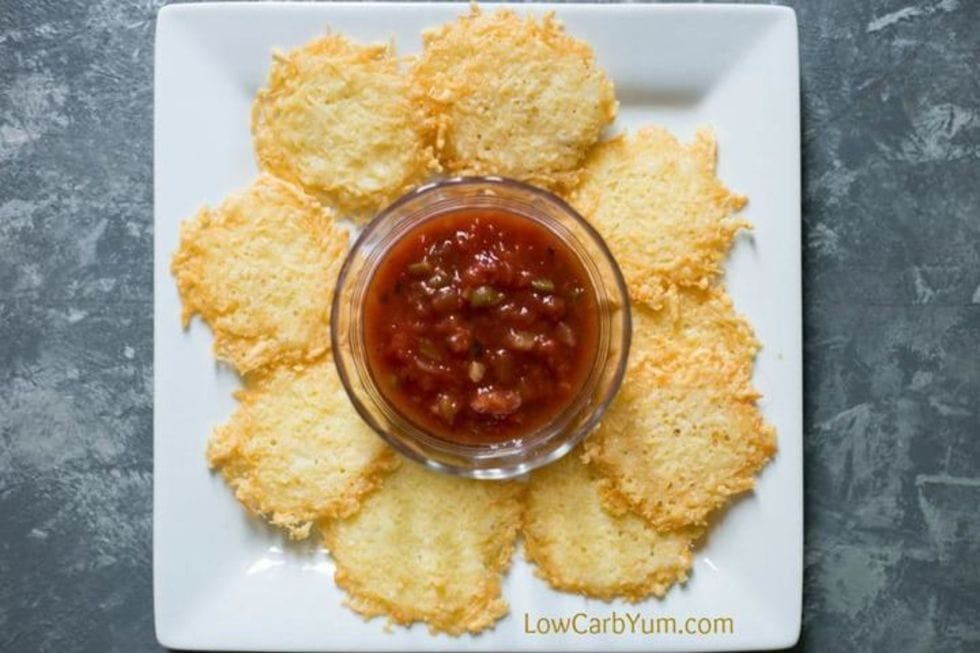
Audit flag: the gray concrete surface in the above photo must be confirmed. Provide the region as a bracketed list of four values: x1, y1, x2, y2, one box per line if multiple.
[0, 1, 977, 651]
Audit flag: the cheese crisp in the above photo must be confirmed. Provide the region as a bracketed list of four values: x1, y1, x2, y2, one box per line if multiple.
[207, 358, 396, 540]
[570, 127, 748, 308]
[252, 34, 437, 218]
[171, 175, 347, 375]
[411, 6, 617, 188]
[584, 355, 776, 531]
[631, 286, 759, 387]
[322, 461, 523, 635]
[524, 452, 698, 602]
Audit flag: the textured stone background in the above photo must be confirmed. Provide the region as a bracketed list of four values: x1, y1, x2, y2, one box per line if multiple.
[0, 0, 977, 651]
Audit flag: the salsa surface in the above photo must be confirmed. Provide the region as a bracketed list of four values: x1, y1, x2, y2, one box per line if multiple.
[363, 208, 599, 445]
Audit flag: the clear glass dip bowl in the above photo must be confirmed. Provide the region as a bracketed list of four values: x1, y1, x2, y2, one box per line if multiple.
[331, 177, 630, 479]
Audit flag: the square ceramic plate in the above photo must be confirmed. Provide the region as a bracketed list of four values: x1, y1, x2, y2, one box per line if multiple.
[154, 3, 801, 650]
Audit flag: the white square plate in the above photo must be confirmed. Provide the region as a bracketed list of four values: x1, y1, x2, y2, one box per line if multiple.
[154, 3, 801, 650]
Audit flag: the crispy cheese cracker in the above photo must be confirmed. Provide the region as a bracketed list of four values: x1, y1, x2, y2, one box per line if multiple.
[524, 452, 698, 602]
[632, 286, 759, 387]
[584, 354, 776, 531]
[569, 127, 748, 308]
[322, 461, 523, 635]
[411, 6, 616, 188]
[171, 174, 346, 375]
[252, 34, 437, 218]
[207, 358, 396, 539]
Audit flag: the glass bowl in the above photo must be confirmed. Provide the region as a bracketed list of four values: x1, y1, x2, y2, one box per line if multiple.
[331, 177, 630, 479]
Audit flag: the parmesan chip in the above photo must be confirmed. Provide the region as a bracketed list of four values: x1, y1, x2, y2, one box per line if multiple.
[570, 127, 748, 308]
[322, 461, 523, 635]
[411, 6, 616, 189]
[632, 285, 759, 389]
[207, 358, 396, 539]
[524, 451, 698, 601]
[252, 34, 437, 218]
[171, 174, 346, 375]
[584, 354, 776, 531]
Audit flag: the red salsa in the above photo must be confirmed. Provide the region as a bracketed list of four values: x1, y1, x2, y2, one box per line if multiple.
[363, 208, 599, 445]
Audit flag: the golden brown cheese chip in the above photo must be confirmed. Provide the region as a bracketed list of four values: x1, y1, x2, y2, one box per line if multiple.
[322, 461, 523, 635]
[171, 174, 347, 375]
[410, 6, 616, 188]
[632, 286, 759, 388]
[583, 354, 776, 531]
[207, 358, 396, 539]
[523, 451, 698, 602]
[252, 34, 437, 218]
[569, 127, 748, 308]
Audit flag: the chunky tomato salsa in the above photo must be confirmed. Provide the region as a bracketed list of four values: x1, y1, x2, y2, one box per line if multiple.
[363, 208, 599, 445]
